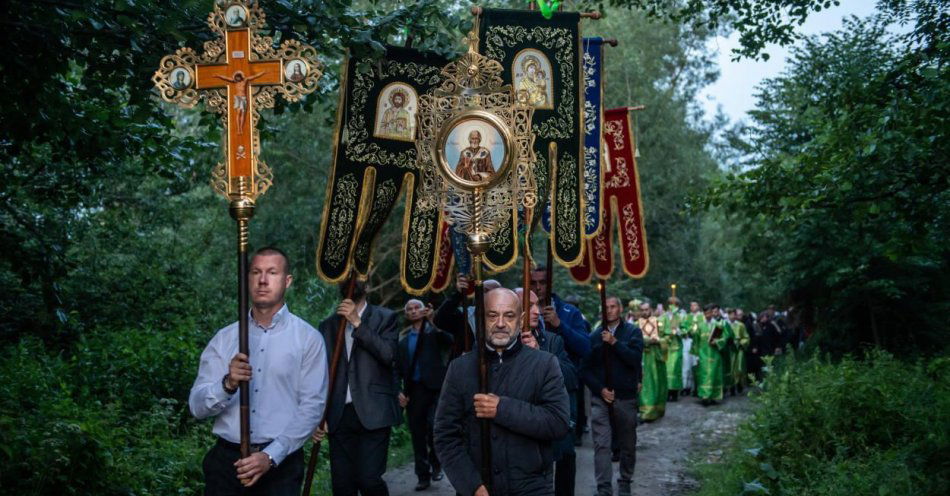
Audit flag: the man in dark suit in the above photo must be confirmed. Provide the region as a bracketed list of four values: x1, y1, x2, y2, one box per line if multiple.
[515, 288, 578, 496]
[314, 277, 400, 496]
[580, 296, 643, 496]
[397, 299, 454, 490]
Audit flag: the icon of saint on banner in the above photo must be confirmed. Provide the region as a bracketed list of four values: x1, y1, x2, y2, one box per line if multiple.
[513, 49, 553, 109]
[374, 83, 417, 142]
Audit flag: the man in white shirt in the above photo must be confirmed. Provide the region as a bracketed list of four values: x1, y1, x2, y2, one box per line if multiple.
[189, 247, 328, 495]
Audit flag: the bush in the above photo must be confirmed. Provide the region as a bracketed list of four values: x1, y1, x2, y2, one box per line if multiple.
[694, 351, 950, 496]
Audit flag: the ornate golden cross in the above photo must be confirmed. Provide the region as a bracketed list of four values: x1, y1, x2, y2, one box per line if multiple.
[150, 0, 323, 460]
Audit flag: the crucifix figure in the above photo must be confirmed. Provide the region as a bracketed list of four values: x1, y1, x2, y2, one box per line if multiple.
[195, 29, 282, 178]
[213, 70, 264, 135]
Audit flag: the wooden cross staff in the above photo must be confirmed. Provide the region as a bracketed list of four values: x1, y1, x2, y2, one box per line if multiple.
[152, 0, 323, 459]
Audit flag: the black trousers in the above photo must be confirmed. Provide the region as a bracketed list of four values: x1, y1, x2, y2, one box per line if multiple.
[202, 438, 304, 496]
[574, 387, 587, 440]
[329, 403, 391, 496]
[406, 381, 441, 481]
[554, 452, 576, 496]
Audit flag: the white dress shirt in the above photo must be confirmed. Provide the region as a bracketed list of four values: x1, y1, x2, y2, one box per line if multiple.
[188, 304, 328, 465]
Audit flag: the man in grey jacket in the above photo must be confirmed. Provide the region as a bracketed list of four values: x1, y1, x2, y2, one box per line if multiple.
[434, 288, 570, 496]
[316, 277, 400, 496]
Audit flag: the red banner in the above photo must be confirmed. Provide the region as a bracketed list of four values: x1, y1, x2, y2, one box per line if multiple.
[570, 107, 649, 281]
[431, 220, 454, 293]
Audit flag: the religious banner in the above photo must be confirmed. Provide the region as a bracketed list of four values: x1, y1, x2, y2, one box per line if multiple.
[477, 7, 585, 268]
[570, 107, 649, 282]
[543, 36, 605, 240]
[316, 46, 449, 294]
[430, 221, 456, 293]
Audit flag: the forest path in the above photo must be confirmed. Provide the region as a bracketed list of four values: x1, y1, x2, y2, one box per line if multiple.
[384, 393, 753, 495]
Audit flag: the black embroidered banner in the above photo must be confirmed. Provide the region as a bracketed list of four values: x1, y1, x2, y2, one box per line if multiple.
[316, 46, 448, 294]
[478, 8, 585, 267]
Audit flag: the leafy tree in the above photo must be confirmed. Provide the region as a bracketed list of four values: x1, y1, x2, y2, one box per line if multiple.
[704, 0, 950, 355]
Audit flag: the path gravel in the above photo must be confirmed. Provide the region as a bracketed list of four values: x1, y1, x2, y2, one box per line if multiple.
[383, 394, 753, 495]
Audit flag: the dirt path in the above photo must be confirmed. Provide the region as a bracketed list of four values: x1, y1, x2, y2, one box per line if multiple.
[384, 394, 753, 495]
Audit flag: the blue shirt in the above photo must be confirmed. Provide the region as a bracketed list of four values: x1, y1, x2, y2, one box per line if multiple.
[407, 330, 422, 381]
[188, 304, 328, 465]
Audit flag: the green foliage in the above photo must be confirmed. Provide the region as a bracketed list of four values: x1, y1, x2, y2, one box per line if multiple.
[693, 351, 950, 495]
[702, 1, 950, 355]
[0, 337, 208, 495]
[599, 0, 839, 60]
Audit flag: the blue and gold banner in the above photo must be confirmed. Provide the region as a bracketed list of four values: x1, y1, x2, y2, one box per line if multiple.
[543, 36, 605, 240]
[316, 46, 448, 294]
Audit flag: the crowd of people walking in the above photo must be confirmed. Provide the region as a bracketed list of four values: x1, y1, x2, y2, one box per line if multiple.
[187, 247, 806, 496]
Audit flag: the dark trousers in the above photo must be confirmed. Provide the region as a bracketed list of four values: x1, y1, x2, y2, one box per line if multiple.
[329, 403, 391, 496]
[406, 381, 440, 481]
[554, 453, 576, 496]
[574, 387, 587, 441]
[203, 438, 304, 496]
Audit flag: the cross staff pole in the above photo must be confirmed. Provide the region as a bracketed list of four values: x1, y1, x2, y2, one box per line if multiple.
[598, 279, 614, 418]
[468, 191, 493, 494]
[301, 274, 357, 495]
[232, 188, 254, 458]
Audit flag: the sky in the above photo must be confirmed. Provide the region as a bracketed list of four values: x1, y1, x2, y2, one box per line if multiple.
[699, 0, 882, 124]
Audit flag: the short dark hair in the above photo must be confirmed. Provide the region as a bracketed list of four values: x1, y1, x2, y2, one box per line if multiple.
[531, 264, 547, 273]
[704, 303, 719, 311]
[252, 246, 290, 273]
[339, 274, 368, 301]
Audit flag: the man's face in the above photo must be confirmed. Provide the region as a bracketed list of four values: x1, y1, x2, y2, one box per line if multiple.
[526, 290, 540, 329]
[704, 307, 718, 320]
[737, 309, 745, 320]
[468, 131, 481, 148]
[639, 303, 652, 319]
[606, 297, 622, 323]
[405, 301, 424, 322]
[690, 301, 700, 313]
[249, 254, 291, 307]
[393, 94, 404, 107]
[728, 310, 737, 321]
[529, 270, 547, 302]
[485, 290, 521, 348]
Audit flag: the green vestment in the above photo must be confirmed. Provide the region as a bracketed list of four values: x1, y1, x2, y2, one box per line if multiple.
[693, 318, 730, 401]
[730, 320, 750, 388]
[660, 310, 685, 390]
[638, 317, 668, 421]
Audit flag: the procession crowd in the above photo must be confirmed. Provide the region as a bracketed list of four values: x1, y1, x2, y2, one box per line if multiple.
[189, 247, 805, 496]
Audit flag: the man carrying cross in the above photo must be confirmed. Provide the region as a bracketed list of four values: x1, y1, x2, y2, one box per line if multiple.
[189, 247, 328, 495]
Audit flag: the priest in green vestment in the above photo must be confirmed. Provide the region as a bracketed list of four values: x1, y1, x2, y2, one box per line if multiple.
[729, 308, 751, 393]
[659, 297, 686, 401]
[638, 301, 667, 421]
[693, 303, 732, 405]
[720, 309, 735, 396]
[685, 301, 704, 396]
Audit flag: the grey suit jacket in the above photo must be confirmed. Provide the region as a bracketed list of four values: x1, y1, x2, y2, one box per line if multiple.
[319, 303, 401, 432]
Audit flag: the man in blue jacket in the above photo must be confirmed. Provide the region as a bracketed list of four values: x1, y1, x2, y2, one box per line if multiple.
[580, 295, 643, 496]
[529, 265, 591, 445]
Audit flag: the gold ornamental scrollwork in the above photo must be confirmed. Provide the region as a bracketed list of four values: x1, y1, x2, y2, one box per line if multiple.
[416, 28, 537, 247]
[151, 0, 322, 203]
